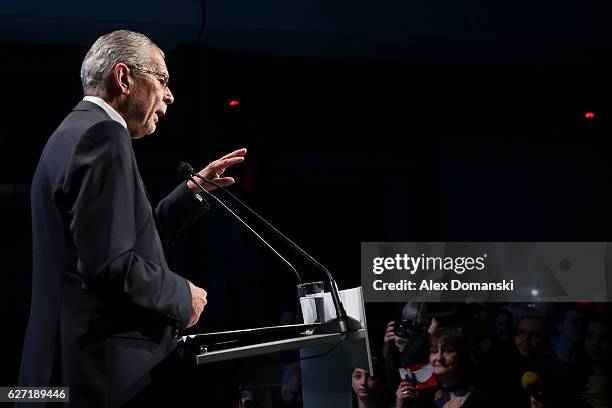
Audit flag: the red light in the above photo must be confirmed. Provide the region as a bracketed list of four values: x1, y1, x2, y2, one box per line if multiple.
[584, 112, 595, 119]
[228, 99, 240, 107]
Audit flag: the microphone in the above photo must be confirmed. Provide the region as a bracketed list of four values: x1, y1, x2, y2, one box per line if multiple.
[177, 161, 195, 179]
[178, 163, 205, 205]
[179, 161, 362, 334]
[177, 162, 302, 284]
[521, 371, 542, 401]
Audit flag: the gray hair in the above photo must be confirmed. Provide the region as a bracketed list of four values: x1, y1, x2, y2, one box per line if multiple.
[80, 30, 162, 95]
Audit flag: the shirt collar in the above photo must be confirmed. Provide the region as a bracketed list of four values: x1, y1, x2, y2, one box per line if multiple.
[82, 96, 128, 130]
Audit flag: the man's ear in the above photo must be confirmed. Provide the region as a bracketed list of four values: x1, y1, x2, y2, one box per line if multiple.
[113, 63, 131, 96]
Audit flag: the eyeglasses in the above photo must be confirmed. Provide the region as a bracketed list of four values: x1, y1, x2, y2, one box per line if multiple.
[127, 65, 169, 89]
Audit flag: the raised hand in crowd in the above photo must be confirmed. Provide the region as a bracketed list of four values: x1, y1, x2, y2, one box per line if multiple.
[395, 382, 418, 408]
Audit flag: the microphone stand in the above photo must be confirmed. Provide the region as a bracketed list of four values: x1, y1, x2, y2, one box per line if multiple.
[185, 167, 362, 334]
[182, 173, 302, 284]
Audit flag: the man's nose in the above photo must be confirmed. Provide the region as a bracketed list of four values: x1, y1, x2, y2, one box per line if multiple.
[164, 86, 174, 105]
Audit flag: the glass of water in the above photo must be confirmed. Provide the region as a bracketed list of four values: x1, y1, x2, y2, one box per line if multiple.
[297, 281, 327, 324]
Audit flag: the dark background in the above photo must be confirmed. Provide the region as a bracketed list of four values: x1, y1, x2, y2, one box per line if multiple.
[1, 0, 612, 387]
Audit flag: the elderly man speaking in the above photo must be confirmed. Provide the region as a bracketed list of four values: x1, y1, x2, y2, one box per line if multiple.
[18, 30, 246, 407]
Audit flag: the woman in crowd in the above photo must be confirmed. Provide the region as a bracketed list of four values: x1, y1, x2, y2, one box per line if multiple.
[395, 327, 486, 408]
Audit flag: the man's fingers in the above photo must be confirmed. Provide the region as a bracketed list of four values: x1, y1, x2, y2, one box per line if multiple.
[192, 151, 245, 191]
[219, 148, 247, 160]
[209, 177, 235, 186]
[187, 314, 198, 328]
[188, 303, 205, 328]
[187, 281, 207, 328]
[199, 157, 243, 180]
[214, 156, 245, 171]
[207, 157, 245, 175]
[196, 290, 207, 307]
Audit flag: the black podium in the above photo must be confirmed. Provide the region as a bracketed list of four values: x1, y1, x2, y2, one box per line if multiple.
[180, 287, 371, 407]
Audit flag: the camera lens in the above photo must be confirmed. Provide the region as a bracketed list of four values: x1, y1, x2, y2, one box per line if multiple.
[394, 321, 407, 337]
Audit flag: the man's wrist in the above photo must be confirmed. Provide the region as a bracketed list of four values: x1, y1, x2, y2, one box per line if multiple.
[186, 179, 200, 195]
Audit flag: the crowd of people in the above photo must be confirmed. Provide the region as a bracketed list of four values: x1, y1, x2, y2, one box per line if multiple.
[238, 302, 609, 408]
[350, 302, 610, 408]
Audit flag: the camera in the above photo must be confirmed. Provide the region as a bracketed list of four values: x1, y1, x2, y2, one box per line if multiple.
[394, 320, 422, 337]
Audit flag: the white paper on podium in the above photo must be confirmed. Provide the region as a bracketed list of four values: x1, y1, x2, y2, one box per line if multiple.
[299, 287, 366, 325]
[339, 287, 366, 325]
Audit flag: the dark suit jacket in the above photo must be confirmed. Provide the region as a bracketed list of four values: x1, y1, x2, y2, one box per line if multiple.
[19, 101, 208, 407]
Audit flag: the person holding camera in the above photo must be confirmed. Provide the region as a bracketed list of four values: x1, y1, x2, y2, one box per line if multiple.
[382, 303, 439, 393]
